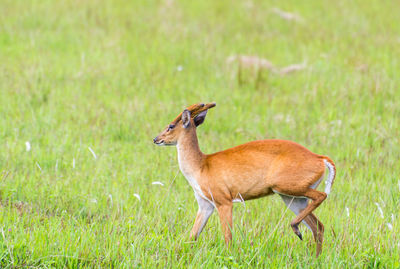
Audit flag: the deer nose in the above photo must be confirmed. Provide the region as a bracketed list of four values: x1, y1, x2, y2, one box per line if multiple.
[153, 137, 158, 143]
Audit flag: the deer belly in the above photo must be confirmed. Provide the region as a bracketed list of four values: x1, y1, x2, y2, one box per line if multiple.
[231, 178, 274, 201]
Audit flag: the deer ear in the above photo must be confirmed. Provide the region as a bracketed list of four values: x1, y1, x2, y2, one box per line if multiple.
[182, 109, 191, 128]
[194, 110, 208, 127]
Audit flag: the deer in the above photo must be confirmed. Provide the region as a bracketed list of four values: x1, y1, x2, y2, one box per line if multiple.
[153, 103, 336, 257]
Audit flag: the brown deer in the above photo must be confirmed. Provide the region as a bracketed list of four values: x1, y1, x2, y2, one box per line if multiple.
[153, 103, 336, 257]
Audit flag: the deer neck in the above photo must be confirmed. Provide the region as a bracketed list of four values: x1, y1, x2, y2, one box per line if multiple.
[176, 128, 204, 179]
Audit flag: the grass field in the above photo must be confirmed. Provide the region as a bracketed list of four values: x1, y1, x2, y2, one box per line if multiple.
[1, 0, 400, 267]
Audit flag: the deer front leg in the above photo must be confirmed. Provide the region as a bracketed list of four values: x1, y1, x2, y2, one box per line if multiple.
[217, 203, 233, 245]
[189, 193, 214, 241]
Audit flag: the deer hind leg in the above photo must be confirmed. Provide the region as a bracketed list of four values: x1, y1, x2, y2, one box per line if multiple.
[279, 195, 311, 231]
[304, 213, 324, 257]
[276, 173, 326, 257]
[278, 191, 326, 257]
[287, 190, 326, 249]
[279, 195, 324, 238]
[274, 184, 326, 235]
[304, 176, 325, 256]
[283, 189, 326, 239]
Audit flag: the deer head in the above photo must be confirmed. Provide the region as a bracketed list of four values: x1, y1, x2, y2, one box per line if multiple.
[153, 102, 216, 146]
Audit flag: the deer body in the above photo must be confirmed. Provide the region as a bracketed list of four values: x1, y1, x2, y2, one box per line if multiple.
[154, 103, 336, 257]
[182, 139, 328, 202]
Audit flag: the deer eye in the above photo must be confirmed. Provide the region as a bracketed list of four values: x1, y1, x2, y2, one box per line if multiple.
[168, 124, 175, 131]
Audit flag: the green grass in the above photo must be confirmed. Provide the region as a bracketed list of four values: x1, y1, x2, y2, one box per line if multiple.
[1, 0, 399, 267]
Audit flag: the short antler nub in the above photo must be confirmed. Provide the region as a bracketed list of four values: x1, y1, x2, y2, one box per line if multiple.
[171, 102, 216, 124]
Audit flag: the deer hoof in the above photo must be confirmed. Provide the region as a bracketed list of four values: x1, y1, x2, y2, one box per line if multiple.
[296, 232, 303, 240]
[291, 223, 302, 240]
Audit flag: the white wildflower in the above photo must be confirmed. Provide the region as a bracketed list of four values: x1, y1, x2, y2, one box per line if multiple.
[91, 199, 98, 203]
[346, 207, 350, 217]
[386, 223, 393, 230]
[88, 147, 97, 159]
[271, 8, 303, 22]
[36, 162, 42, 171]
[134, 193, 141, 201]
[72, 158, 76, 169]
[25, 141, 31, 151]
[374, 202, 384, 218]
[177, 65, 183, 72]
[152, 181, 164, 186]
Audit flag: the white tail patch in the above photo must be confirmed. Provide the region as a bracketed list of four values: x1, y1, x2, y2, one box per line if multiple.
[324, 159, 335, 195]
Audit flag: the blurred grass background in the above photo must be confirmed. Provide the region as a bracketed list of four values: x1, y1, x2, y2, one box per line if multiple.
[0, 0, 399, 267]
